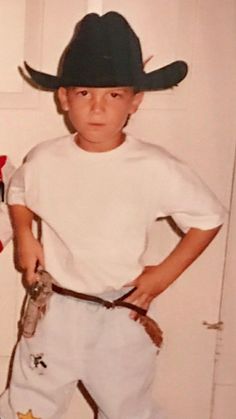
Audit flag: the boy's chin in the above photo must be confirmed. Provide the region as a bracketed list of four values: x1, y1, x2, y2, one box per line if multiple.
[75, 130, 125, 150]
[78, 129, 123, 143]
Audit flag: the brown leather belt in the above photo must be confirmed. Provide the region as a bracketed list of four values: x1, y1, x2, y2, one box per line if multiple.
[52, 283, 147, 316]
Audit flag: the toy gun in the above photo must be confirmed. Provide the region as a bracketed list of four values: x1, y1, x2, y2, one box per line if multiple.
[21, 270, 53, 338]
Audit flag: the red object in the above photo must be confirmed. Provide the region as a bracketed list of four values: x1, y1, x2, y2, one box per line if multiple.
[0, 240, 3, 253]
[0, 156, 7, 179]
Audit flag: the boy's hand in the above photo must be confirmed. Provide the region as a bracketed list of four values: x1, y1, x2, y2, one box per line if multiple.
[123, 265, 167, 320]
[15, 230, 45, 285]
[123, 226, 222, 320]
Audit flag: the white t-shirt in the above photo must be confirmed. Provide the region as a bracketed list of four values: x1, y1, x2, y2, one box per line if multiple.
[8, 134, 226, 293]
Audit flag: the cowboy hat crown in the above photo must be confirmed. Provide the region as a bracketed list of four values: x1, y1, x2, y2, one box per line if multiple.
[24, 11, 188, 91]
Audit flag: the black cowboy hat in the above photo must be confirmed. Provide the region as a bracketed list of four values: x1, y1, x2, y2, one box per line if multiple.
[24, 11, 188, 91]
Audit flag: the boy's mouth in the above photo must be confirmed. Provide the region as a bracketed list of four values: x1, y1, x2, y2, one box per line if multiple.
[89, 122, 105, 125]
[88, 122, 106, 127]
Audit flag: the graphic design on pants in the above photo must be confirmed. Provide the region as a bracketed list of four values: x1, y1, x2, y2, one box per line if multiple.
[17, 409, 41, 419]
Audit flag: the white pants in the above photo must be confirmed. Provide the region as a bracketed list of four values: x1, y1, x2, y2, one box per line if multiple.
[0, 289, 163, 419]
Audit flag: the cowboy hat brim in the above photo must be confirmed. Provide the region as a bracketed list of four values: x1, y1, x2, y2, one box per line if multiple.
[140, 60, 188, 91]
[24, 60, 188, 91]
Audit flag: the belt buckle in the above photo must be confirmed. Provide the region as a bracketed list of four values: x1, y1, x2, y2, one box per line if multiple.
[102, 300, 116, 309]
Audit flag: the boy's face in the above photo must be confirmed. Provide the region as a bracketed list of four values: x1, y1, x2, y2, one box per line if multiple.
[58, 86, 143, 148]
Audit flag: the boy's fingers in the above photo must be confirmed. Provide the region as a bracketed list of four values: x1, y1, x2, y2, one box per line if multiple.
[125, 292, 150, 319]
[130, 311, 139, 320]
[25, 262, 38, 285]
[38, 251, 45, 268]
[125, 288, 148, 305]
[129, 300, 150, 320]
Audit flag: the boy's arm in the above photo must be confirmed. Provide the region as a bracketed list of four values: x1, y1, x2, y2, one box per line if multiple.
[9, 204, 44, 285]
[124, 225, 222, 319]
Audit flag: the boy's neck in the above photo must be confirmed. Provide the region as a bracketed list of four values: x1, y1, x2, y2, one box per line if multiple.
[74, 132, 126, 153]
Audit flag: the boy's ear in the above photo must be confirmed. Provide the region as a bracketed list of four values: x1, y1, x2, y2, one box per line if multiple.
[57, 87, 69, 111]
[129, 92, 144, 114]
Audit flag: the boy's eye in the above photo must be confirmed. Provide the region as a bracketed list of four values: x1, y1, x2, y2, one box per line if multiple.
[79, 90, 88, 96]
[110, 92, 121, 98]
[74, 89, 88, 96]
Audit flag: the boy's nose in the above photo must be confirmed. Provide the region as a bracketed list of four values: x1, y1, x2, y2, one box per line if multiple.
[90, 96, 105, 113]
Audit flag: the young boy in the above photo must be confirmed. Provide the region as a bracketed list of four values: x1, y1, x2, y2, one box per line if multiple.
[0, 11, 226, 419]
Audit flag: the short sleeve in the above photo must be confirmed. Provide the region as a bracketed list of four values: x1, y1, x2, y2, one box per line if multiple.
[158, 156, 227, 233]
[0, 203, 13, 250]
[7, 140, 50, 207]
[7, 164, 27, 206]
